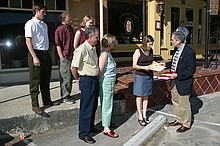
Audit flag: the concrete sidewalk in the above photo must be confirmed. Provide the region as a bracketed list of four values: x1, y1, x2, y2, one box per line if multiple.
[1, 81, 220, 146]
[144, 91, 220, 146]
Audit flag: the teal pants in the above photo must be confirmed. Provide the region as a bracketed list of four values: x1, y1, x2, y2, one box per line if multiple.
[99, 76, 116, 127]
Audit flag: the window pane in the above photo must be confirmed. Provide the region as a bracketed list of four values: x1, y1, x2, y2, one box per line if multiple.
[22, 0, 33, 9]
[56, 0, 65, 10]
[0, 10, 31, 69]
[10, 0, 21, 8]
[108, 1, 142, 44]
[198, 9, 202, 44]
[171, 7, 180, 35]
[185, 8, 193, 44]
[0, 10, 61, 69]
[34, 0, 44, 5]
[45, 0, 55, 10]
[0, 0, 8, 7]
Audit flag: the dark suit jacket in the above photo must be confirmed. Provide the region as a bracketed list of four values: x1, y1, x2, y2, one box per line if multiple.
[166, 44, 196, 96]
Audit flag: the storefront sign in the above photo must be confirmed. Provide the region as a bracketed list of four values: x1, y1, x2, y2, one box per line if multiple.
[210, 0, 219, 15]
[124, 18, 133, 34]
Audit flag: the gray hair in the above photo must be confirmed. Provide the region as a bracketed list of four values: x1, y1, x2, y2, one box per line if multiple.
[85, 26, 99, 39]
[172, 31, 185, 43]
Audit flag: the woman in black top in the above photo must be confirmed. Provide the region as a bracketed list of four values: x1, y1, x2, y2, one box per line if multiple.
[132, 35, 154, 126]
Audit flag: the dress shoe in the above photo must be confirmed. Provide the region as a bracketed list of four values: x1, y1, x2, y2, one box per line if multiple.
[168, 120, 182, 126]
[104, 130, 119, 138]
[32, 107, 43, 114]
[90, 128, 102, 133]
[32, 107, 50, 117]
[176, 126, 190, 133]
[44, 101, 60, 107]
[110, 123, 119, 128]
[138, 119, 147, 126]
[81, 136, 96, 144]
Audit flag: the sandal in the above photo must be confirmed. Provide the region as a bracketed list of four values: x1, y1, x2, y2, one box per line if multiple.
[138, 119, 147, 126]
[143, 118, 150, 124]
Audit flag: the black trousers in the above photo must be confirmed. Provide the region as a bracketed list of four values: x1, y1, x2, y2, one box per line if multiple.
[28, 50, 52, 107]
[78, 76, 99, 139]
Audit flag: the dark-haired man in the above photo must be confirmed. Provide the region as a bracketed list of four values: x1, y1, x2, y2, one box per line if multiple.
[25, 3, 59, 117]
[161, 31, 196, 133]
[176, 20, 189, 42]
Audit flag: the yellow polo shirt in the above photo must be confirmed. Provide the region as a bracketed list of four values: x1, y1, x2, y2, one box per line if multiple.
[71, 40, 99, 76]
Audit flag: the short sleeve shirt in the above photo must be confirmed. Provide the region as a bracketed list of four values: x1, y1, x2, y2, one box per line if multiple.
[25, 17, 49, 51]
[71, 40, 99, 76]
[55, 24, 74, 60]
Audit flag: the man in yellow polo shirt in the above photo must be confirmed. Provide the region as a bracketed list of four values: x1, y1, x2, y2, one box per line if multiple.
[71, 26, 99, 144]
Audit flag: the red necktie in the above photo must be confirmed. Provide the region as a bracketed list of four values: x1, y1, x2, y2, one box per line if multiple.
[171, 50, 179, 72]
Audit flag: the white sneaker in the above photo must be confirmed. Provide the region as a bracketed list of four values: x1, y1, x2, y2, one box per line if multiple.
[63, 98, 74, 104]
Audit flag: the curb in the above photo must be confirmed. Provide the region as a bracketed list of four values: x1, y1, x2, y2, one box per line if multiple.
[0, 99, 126, 136]
[123, 115, 166, 146]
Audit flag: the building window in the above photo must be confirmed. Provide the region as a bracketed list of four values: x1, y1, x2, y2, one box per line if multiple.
[22, 1, 33, 9]
[0, 0, 66, 70]
[198, 9, 202, 45]
[171, 7, 180, 35]
[45, 0, 55, 10]
[0, 0, 8, 7]
[0, 0, 65, 10]
[108, 1, 142, 44]
[56, 0, 66, 10]
[0, 9, 61, 69]
[185, 8, 194, 44]
[34, 0, 44, 5]
[10, 0, 20, 8]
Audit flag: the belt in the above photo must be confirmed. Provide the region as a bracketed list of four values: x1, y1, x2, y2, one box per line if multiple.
[35, 49, 49, 54]
[80, 75, 98, 78]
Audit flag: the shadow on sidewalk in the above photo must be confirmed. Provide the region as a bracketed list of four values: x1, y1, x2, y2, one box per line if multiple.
[89, 112, 135, 137]
[190, 96, 203, 126]
[0, 85, 60, 104]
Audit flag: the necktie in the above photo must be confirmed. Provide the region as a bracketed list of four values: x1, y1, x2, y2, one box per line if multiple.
[171, 50, 179, 72]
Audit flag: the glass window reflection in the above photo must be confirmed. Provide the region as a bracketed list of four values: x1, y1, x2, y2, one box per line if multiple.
[0, 10, 61, 69]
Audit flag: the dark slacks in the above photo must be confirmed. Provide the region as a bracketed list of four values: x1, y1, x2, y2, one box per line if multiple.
[78, 76, 99, 139]
[28, 50, 52, 107]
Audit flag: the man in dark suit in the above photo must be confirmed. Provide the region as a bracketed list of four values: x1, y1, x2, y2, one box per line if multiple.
[162, 31, 196, 133]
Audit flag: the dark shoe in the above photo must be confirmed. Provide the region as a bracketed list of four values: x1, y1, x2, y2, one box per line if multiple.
[44, 101, 60, 107]
[138, 119, 147, 126]
[143, 118, 150, 124]
[168, 120, 182, 126]
[90, 128, 102, 133]
[104, 130, 119, 138]
[39, 112, 50, 117]
[176, 126, 190, 133]
[81, 136, 96, 144]
[110, 123, 119, 128]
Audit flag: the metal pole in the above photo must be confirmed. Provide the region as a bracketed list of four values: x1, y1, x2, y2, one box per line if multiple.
[204, 0, 210, 68]
[143, 0, 146, 37]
